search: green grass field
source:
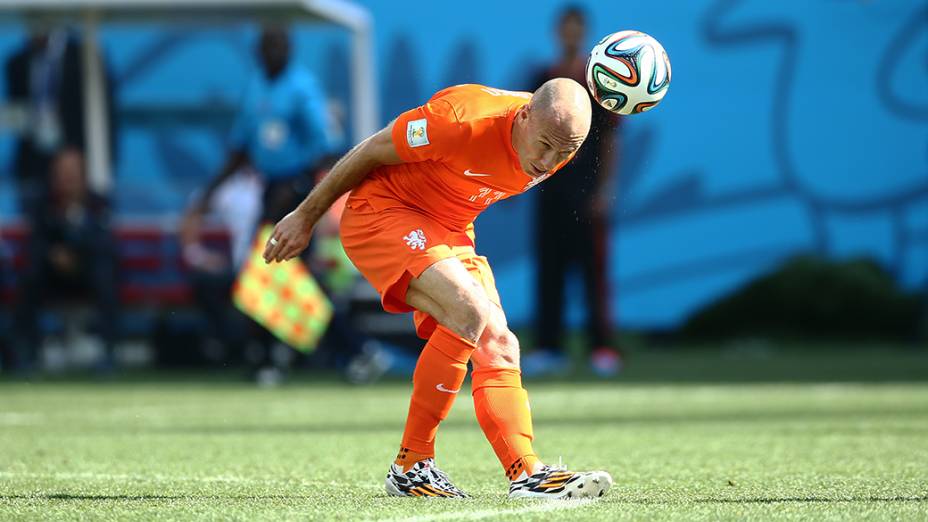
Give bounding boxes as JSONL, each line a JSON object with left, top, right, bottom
{"left": 2, "top": 348, "right": 928, "bottom": 520}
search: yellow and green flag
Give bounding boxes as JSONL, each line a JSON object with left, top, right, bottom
{"left": 232, "top": 225, "right": 332, "bottom": 352}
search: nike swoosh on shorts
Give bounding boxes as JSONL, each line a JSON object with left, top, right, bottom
{"left": 463, "top": 169, "right": 492, "bottom": 177}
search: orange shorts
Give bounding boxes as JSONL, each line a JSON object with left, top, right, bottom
{"left": 339, "top": 198, "right": 501, "bottom": 339}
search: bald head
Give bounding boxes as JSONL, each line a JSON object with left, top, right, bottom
{"left": 511, "top": 78, "right": 592, "bottom": 178}
{"left": 530, "top": 78, "right": 592, "bottom": 144}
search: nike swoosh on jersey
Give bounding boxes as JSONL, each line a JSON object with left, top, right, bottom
{"left": 463, "top": 169, "right": 492, "bottom": 177}
{"left": 435, "top": 383, "right": 461, "bottom": 394}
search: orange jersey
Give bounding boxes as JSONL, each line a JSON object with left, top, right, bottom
{"left": 348, "top": 84, "right": 559, "bottom": 231}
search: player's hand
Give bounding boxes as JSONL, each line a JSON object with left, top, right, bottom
{"left": 263, "top": 209, "right": 315, "bottom": 263}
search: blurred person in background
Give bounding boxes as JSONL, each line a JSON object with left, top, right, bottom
{"left": 181, "top": 162, "right": 393, "bottom": 385}
{"left": 309, "top": 163, "right": 403, "bottom": 385}
{"left": 12, "top": 148, "right": 119, "bottom": 373}
{"left": 190, "top": 24, "right": 334, "bottom": 226}
{"left": 4, "top": 27, "right": 116, "bottom": 214}
{"left": 183, "top": 25, "right": 394, "bottom": 385}
{"left": 921, "top": 286, "right": 928, "bottom": 343}
{"left": 524, "top": 5, "right": 623, "bottom": 378}
{"left": 186, "top": 24, "right": 332, "bottom": 383}
{"left": 179, "top": 167, "right": 263, "bottom": 371}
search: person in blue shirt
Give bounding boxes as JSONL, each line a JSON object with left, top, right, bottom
{"left": 193, "top": 25, "right": 333, "bottom": 222}
{"left": 184, "top": 25, "right": 336, "bottom": 383}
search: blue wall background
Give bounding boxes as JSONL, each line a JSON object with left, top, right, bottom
{"left": 1, "top": 0, "right": 926, "bottom": 330}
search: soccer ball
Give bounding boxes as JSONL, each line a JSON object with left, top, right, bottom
{"left": 586, "top": 30, "right": 671, "bottom": 115}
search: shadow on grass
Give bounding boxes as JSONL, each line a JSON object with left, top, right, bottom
{"left": 147, "top": 405, "right": 928, "bottom": 436}
{"left": 0, "top": 346, "right": 926, "bottom": 386}
{"left": 4, "top": 493, "right": 926, "bottom": 504}
{"left": 631, "top": 495, "right": 928, "bottom": 504}
{"left": 1, "top": 493, "right": 313, "bottom": 501}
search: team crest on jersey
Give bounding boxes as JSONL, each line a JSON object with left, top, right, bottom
{"left": 403, "top": 229, "right": 427, "bottom": 250}
{"left": 406, "top": 119, "right": 429, "bottom": 148}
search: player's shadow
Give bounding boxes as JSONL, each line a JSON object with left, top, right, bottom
{"left": 626, "top": 495, "right": 928, "bottom": 505}
{"left": 0, "top": 493, "right": 314, "bottom": 501}
{"left": 3, "top": 493, "right": 925, "bottom": 504}
{"left": 149, "top": 404, "right": 928, "bottom": 436}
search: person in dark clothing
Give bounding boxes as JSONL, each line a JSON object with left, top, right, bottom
{"left": 180, "top": 163, "right": 391, "bottom": 385}
{"left": 12, "top": 148, "right": 120, "bottom": 372}
{"left": 524, "top": 5, "right": 623, "bottom": 377}
{"left": 184, "top": 26, "right": 351, "bottom": 385}
{"left": 4, "top": 28, "right": 116, "bottom": 213}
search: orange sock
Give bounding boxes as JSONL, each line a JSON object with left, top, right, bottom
{"left": 472, "top": 367, "right": 541, "bottom": 480}
{"left": 395, "top": 325, "right": 475, "bottom": 471}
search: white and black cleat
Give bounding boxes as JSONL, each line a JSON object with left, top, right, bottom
{"left": 508, "top": 465, "right": 612, "bottom": 500}
{"left": 385, "top": 457, "right": 468, "bottom": 498}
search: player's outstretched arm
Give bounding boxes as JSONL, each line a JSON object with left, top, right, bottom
{"left": 263, "top": 122, "right": 402, "bottom": 263}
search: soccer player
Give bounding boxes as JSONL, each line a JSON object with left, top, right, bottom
{"left": 263, "top": 79, "right": 613, "bottom": 499}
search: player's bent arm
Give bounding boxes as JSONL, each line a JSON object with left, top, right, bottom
{"left": 294, "top": 122, "right": 401, "bottom": 224}
{"left": 263, "top": 122, "right": 402, "bottom": 263}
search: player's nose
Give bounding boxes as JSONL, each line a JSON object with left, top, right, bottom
{"left": 540, "top": 149, "right": 558, "bottom": 170}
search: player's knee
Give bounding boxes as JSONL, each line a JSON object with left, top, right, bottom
{"left": 445, "top": 294, "right": 491, "bottom": 342}
{"left": 473, "top": 327, "right": 520, "bottom": 369}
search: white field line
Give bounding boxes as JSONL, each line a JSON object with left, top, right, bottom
{"left": 0, "top": 412, "right": 43, "bottom": 426}
{"left": 374, "top": 498, "right": 595, "bottom": 522}
{"left": 4, "top": 470, "right": 600, "bottom": 519}
{"left": 0, "top": 400, "right": 325, "bottom": 424}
